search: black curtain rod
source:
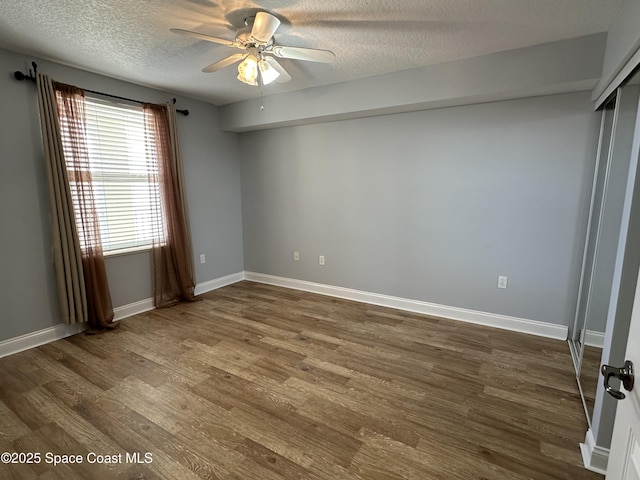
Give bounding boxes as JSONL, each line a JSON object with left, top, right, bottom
{"left": 14, "top": 62, "right": 189, "bottom": 116}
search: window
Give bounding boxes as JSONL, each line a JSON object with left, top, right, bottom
{"left": 57, "top": 95, "right": 164, "bottom": 254}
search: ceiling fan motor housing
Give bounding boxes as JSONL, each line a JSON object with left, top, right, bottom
{"left": 236, "top": 30, "right": 274, "bottom": 48}
{"left": 170, "top": 10, "right": 335, "bottom": 83}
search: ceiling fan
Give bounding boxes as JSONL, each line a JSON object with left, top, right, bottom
{"left": 171, "top": 11, "right": 336, "bottom": 86}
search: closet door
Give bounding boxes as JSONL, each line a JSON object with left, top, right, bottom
{"left": 573, "top": 99, "right": 615, "bottom": 421}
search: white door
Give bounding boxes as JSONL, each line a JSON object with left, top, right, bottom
{"left": 606, "top": 264, "right": 640, "bottom": 479}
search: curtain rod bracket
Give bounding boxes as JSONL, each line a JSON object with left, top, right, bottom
{"left": 14, "top": 70, "right": 36, "bottom": 83}
{"left": 172, "top": 97, "right": 189, "bottom": 116}
{"left": 14, "top": 61, "right": 37, "bottom": 82}
{"left": 14, "top": 61, "right": 189, "bottom": 116}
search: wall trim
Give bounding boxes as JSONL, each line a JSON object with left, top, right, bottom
{"left": 580, "top": 428, "right": 609, "bottom": 475}
{"left": 243, "top": 272, "right": 569, "bottom": 340}
{"left": 0, "top": 272, "right": 245, "bottom": 358}
{"left": 584, "top": 329, "right": 606, "bottom": 349}
{"left": 0, "top": 323, "right": 87, "bottom": 359}
{"left": 194, "top": 271, "right": 245, "bottom": 296}
{"left": 113, "top": 298, "right": 154, "bottom": 321}
{"left": 2, "top": 271, "right": 568, "bottom": 355}
{"left": 0, "top": 300, "right": 155, "bottom": 359}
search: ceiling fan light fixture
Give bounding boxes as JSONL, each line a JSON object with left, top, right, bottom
{"left": 171, "top": 10, "right": 335, "bottom": 87}
{"left": 237, "top": 55, "right": 258, "bottom": 86}
{"left": 258, "top": 58, "right": 280, "bottom": 85}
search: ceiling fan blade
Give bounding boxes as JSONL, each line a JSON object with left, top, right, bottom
{"left": 263, "top": 57, "right": 291, "bottom": 83}
{"left": 250, "top": 12, "right": 281, "bottom": 43}
{"left": 271, "top": 46, "right": 335, "bottom": 63}
{"left": 170, "top": 28, "right": 239, "bottom": 48}
{"left": 202, "top": 53, "right": 247, "bottom": 73}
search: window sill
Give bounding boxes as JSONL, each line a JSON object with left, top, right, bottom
{"left": 103, "top": 245, "right": 152, "bottom": 258}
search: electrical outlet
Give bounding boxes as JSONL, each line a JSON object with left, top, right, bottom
{"left": 319, "top": 255, "right": 325, "bottom": 266}
{"left": 293, "top": 251, "right": 299, "bottom": 261}
{"left": 498, "top": 275, "right": 508, "bottom": 289}
{"left": 200, "top": 254, "right": 206, "bottom": 264}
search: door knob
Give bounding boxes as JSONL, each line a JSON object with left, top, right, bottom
{"left": 601, "top": 360, "right": 634, "bottom": 400}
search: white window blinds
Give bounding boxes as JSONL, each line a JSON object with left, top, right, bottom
{"left": 57, "top": 95, "right": 164, "bottom": 254}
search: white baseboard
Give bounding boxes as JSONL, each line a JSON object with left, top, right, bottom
{"left": 0, "top": 323, "right": 87, "bottom": 359}
{"left": 580, "top": 428, "right": 609, "bottom": 475}
{"left": 0, "top": 272, "right": 245, "bottom": 358}
{"left": 1, "top": 271, "right": 568, "bottom": 356}
{"left": 113, "top": 298, "right": 154, "bottom": 321}
{"left": 194, "top": 271, "right": 245, "bottom": 296}
{"left": 114, "top": 270, "right": 245, "bottom": 316}
{"left": 0, "top": 299, "right": 155, "bottom": 358}
{"left": 243, "top": 272, "right": 569, "bottom": 341}
{"left": 584, "top": 329, "right": 605, "bottom": 348}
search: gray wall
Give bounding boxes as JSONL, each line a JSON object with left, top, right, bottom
{"left": 221, "top": 34, "right": 605, "bottom": 133}
{"left": 0, "top": 47, "right": 243, "bottom": 341}
{"left": 240, "top": 91, "right": 600, "bottom": 326}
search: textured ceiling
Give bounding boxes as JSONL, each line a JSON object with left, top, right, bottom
{"left": 0, "top": 0, "right": 623, "bottom": 106}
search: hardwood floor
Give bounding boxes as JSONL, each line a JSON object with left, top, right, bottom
{"left": 0, "top": 281, "right": 602, "bottom": 479}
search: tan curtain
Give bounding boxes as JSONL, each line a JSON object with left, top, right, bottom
{"left": 143, "top": 103, "right": 196, "bottom": 307}
{"left": 36, "top": 74, "right": 87, "bottom": 325}
{"left": 37, "top": 74, "right": 116, "bottom": 330}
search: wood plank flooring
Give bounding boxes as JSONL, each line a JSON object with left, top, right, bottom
{"left": 0, "top": 281, "right": 602, "bottom": 479}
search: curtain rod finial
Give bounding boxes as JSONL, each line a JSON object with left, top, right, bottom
{"left": 14, "top": 70, "right": 35, "bottom": 82}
